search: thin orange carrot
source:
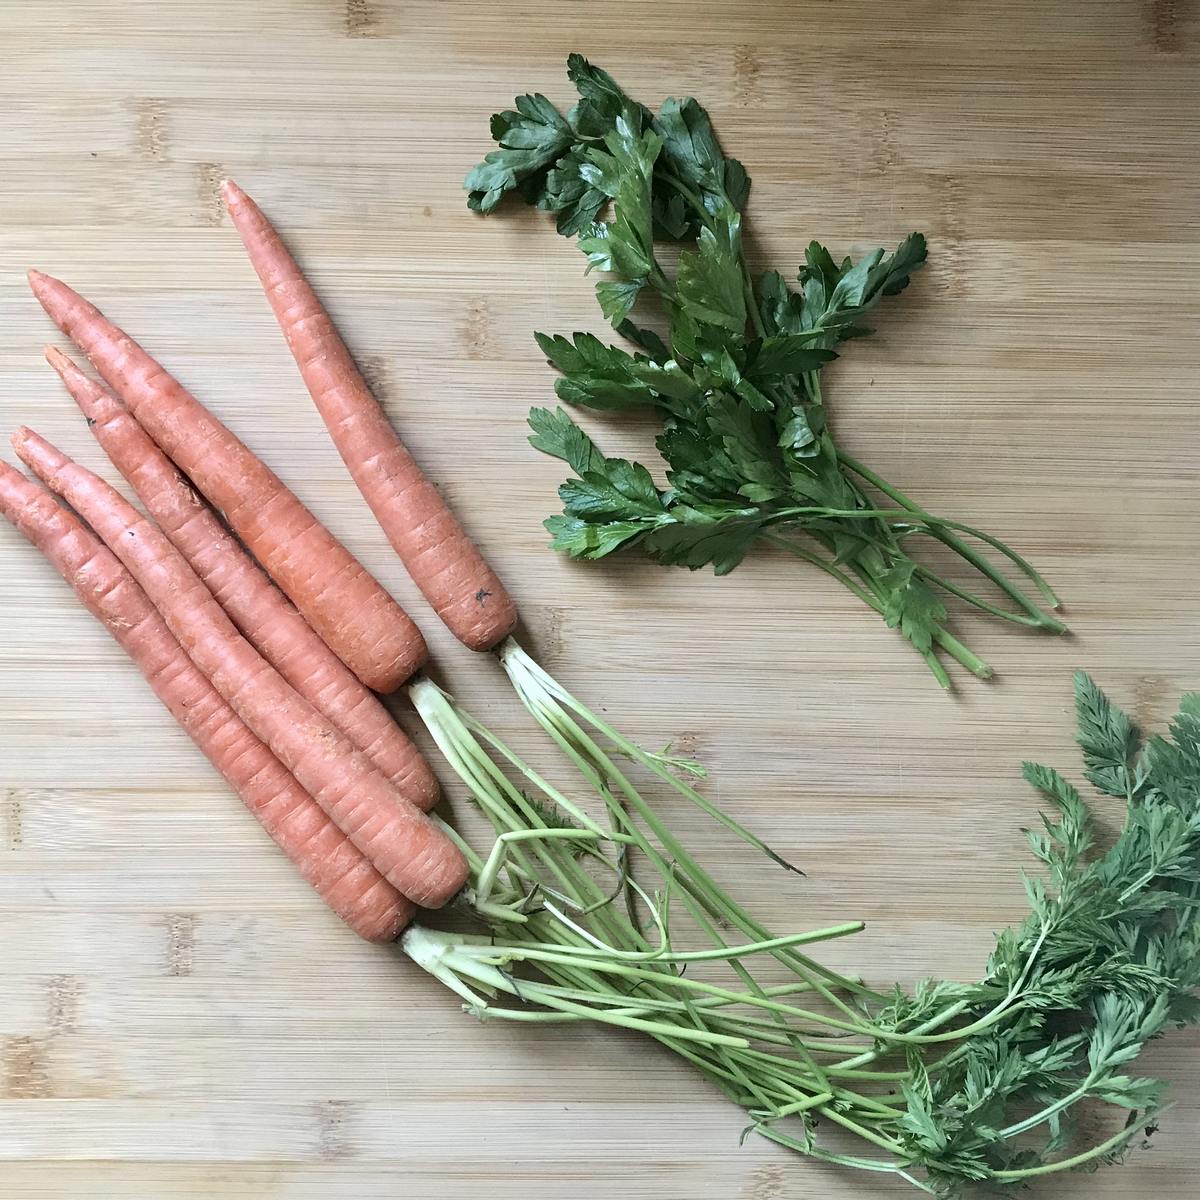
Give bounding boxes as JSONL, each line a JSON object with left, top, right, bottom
{"left": 45, "top": 345, "right": 439, "bottom": 811}
{"left": 0, "top": 458, "right": 413, "bottom": 942}
{"left": 27, "top": 270, "right": 426, "bottom": 694}
{"left": 222, "top": 180, "right": 519, "bottom": 652}
{"left": 12, "top": 428, "right": 467, "bottom": 909}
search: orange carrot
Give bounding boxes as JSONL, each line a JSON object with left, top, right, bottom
{"left": 27, "top": 270, "right": 426, "bottom": 693}
{"left": 222, "top": 180, "right": 519, "bottom": 652}
{"left": 0, "top": 458, "right": 413, "bottom": 942}
{"left": 46, "top": 345, "right": 439, "bottom": 811}
{"left": 12, "top": 428, "right": 467, "bottom": 909}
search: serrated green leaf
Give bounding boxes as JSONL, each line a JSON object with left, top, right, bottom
{"left": 527, "top": 406, "right": 606, "bottom": 476}
{"left": 544, "top": 513, "right": 649, "bottom": 558}
{"left": 465, "top": 93, "right": 574, "bottom": 212}
{"left": 616, "top": 319, "right": 672, "bottom": 363}
{"left": 1075, "top": 672, "right": 1142, "bottom": 798}
{"left": 673, "top": 208, "right": 745, "bottom": 337}
{"left": 746, "top": 334, "right": 838, "bottom": 378}
{"left": 642, "top": 509, "right": 766, "bottom": 575}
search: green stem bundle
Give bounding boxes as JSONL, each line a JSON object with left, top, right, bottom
{"left": 405, "top": 650, "right": 1192, "bottom": 1194}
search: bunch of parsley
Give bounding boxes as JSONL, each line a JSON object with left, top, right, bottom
{"left": 466, "top": 56, "right": 1065, "bottom": 686}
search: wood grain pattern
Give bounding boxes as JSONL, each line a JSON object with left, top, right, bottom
{"left": 1, "top": 2, "right": 1198, "bottom": 1196}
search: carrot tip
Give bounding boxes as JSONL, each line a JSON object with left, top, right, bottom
{"left": 220, "top": 178, "right": 242, "bottom": 205}
{"left": 27, "top": 269, "right": 60, "bottom": 302}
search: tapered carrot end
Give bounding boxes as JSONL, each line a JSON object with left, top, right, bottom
{"left": 44, "top": 344, "right": 72, "bottom": 377}
{"left": 220, "top": 178, "right": 246, "bottom": 209}
{"left": 221, "top": 179, "right": 271, "bottom": 240}
{"left": 11, "top": 427, "right": 66, "bottom": 487}
{"left": 26, "top": 270, "right": 76, "bottom": 323}
{"left": 11, "top": 426, "right": 36, "bottom": 463}
{"left": 44, "top": 345, "right": 116, "bottom": 422}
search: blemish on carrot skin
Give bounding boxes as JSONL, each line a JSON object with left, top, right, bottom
{"left": 475, "top": 588, "right": 491, "bottom": 605}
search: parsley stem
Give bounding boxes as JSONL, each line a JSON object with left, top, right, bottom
{"left": 837, "top": 451, "right": 1064, "bottom": 626}
{"left": 762, "top": 532, "right": 884, "bottom": 611}
{"left": 910, "top": 562, "right": 1058, "bottom": 628}
{"left": 764, "top": 532, "right": 992, "bottom": 681}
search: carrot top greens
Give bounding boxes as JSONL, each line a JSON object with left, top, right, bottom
{"left": 466, "top": 55, "right": 1065, "bottom": 687}
{"left": 409, "top": 662, "right": 1195, "bottom": 1194}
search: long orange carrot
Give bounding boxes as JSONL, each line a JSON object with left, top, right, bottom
{"left": 222, "top": 180, "right": 519, "bottom": 652}
{"left": 27, "top": 270, "right": 425, "bottom": 693}
{"left": 45, "top": 345, "right": 439, "bottom": 811}
{"left": 12, "top": 429, "right": 467, "bottom": 909}
{"left": 0, "top": 458, "right": 413, "bottom": 942}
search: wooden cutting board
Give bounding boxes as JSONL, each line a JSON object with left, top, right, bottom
{"left": 1, "top": 2, "right": 1198, "bottom": 1196}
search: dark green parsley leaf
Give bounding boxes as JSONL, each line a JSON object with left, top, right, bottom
{"left": 544, "top": 513, "right": 650, "bottom": 558}
{"left": 652, "top": 190, "right": 691, "bottom": 240}
{"left": 670, "top": 205, "right": 746, "bottom": 361}
{"left": 705, "top": 395, "right": 788, "bottom": 499}
{"left": 560, "top": 459, "right": 666, "bottom": 521}
{"left": 616, "top": 318, "right": 672, "bottom": 363}
{"left": 796, "top": 233, "right": 929, "bottom": 347}
{"left": 542, "top": 148, "right": 609, "bottom": 236}
{"left": 527, "top": 407, "right": 605, "bottom": 476}
{"left": 878, "top": 561, "right": 948, "bottom": 657}
{"left": 654, "top": 96, "right": 751, "bottom": 216}
{"left": 745, "top": 333, "right": 837, "bottom": 379}
{"left": 575, "top": 121, "right": 663, "bottom": 324}
{"left": 778, "top": 406, "right": 819, "bottom": 457}
{"left": 755, "top": 269, "right": 806, "bottom": 337}
{"left": 674, "top": 207, "right": 745, "bottom": 334}
{"left": 534, "top": 331, "right": 700, "bottom": 413}
{"left": 534, "top": 332, "right": 654, "bottom": 411}
{"left": 594, "top": 279, "right": 645, "bottom": 324}
{"left": 565, "top": 53, "right": 648, "bottom": 131}
{"left": 465, "top": 93, "right": 574, "bottom": 213}
{"left": 642, "top": 507, "right": 766, "bottom": 575}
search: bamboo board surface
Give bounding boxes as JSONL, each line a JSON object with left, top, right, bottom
{"left": 1, "top": 2, "right": 1199, "bottom": 1196}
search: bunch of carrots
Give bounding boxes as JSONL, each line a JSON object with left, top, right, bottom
{"left": 2, "top": 180, "right": 520, "bottom": 939}
{"left": 7, "top": 180, "right": 1195, "bottom": 1194}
